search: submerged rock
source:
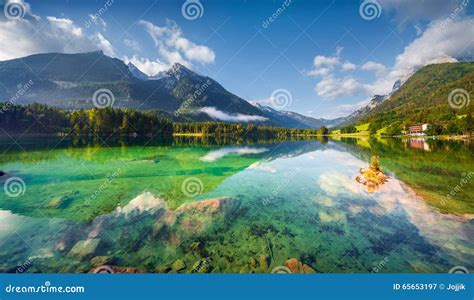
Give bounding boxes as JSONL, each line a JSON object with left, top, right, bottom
{"left": 176, "top": 197, "right": 240, "bottom": 234}
{"left": 112, "top": 267, "right": 144, "bottom": 274}
{"left": 284, "top": 258, "right": 316, "bottom": 274}
{"left": 48, "top": 195, "right": 72, "bottom": 209}
{"left": 155, "top": 265, "right": 171, "bottom": 273}
{"left": 259, "top": 255, "right": 270, "bottom": 272}
{"left": 0, "top": 171, "right": 5, "bottom": 176}
{"left": 248, "top": 256, "right": 258, "bottom": 272}
{"left": 177, "top": 197, "right": 232, "bottom": 214}
{"left": 188, "top": 241, "right": 207, "bottom": 256}
{"left": 191, "top": 258, "right": 211, "bottom": 273}
{"left": 68, "top": 238, "right": 101, "bottom": 259}
{"left": 47, "top": 191, "right": 79, "bottom": 209}
{"left": 356, "top": 156, "right": 389, "bottom": 192}
{"left": 90, "top": 256, "right": 115, "bottom": 267}
{"left": 172, "top": 259, "right": 186, "bottom": 272}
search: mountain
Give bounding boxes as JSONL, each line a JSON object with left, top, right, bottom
{"left": 388, "top": 55, "right": 459, "bottom": 95}
{"left": 0, "top": 51, "right": 263, "bottom": 115}
{"left": 352, "top": 62, "right": 474, "bottom": 128}
{"left": 127, "top": 63, "right": 150, "bottom": 81}
{"left": 337, "top": 95, "right": 388, "bottom": 127}
{"left": 336, "top": 58, "right": 469, "bottom": 129}
{"left": 0, "top": 51, "right": 335, "bottom": 129}
{"left": 255, "top": 104, "right": 343, "bottom": 128}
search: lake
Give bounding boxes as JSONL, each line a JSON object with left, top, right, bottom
{"left": 0, "top": 136, "right": 472, "bottom": 273}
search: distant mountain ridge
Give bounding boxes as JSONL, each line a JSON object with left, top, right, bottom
{"left": 2, "top": 51, "right": 466, "bottom": 131}
{"left": 337, "top": 95, "right": 388, "bottom": 128}
{"left": 254, "top": 103, "right": 343, "bottom": 128}
{"left": 0, "top": 51, "right": 331, "bottom": 129}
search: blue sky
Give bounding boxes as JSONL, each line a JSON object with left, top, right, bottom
{"left": 1, "top": 0, "right": 473, "bottom": 118}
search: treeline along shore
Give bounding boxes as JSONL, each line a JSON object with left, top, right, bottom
{"left": 0, "top": 102, "right": 329, "bottom": 138}
{"left": 2, "top": 102, "right": 471, "bottom": 139}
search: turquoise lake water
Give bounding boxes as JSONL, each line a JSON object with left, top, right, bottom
{"left": 0, "top": 137, "right": 472, "bottom": 273}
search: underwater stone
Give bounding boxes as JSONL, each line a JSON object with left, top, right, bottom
{"left": 114, "top": 267, "right": 144, "bottom": 274}
{"left": 259, "top": 255, "right": 269, "bottom": 272}
{"left": 177, "top": 197, "right": 232, "bottom": 214}
{"left": 284, "top": 258, "right": 316, "bottom": 274}
{"left": 0, "top": 171, "right": 5, "bottom": 176}
{"left": 191, "top": 258, "right": 211, "bottom": 273}
{"left": 189, "top": 241, "right": 205, "bottom": 255}
{"left": 248, "top": 257, "right": 257, "bottom": 271}
{"left": 151, "top": 222, "right": 166, "bottom": 236}
{"left": 90, "top": 256, "right": 114, "bottom": 267}
{"left": 155, "top": 265, "right": 171, "bottom": 273}
{"left": 68, "top": 239, "right": 101, "bottom": 259}
{"left": 172, "top": 259, "right": 186, "bottom": 272}
{"left": 48, "top": 196, "right": 67, "bottom": 209}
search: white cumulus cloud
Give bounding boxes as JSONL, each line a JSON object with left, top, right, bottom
{"left": 313, "top": 55, "right": 340, "bottom": 67}
{"left": 308, "top": 47, "right": 362, "bottom": 97}
{"left": 361, "top": 61, "right": 386, "bottom": 76}
{"left": 123, "top": 55, "right": 169, "bottom": 76}
{"left": 133, "top": 20, "right": 215, "bottom": 76}
{"left": 310, "top": 16, "right": 473, "bottom": 101}
{"left": 0, "top": 4, "right": 116, "bottom": 61}
{"left": 341, "top": 62, "right": 357, "bottom": 71}
{"left": 370, "top": 17, "right": 473, "bottom": 95}
{"left": 315, "top": 76, "right": 369, "bottom": 99}
{"left": 307, "top": 67, "right": 331, "bottom": 77}
{"left": 94, "top": 32, "right": 116, "bottom": 57}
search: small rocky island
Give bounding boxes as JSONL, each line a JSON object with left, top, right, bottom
{"left": 356, "top": 156, "right": 389, "bottom": 192}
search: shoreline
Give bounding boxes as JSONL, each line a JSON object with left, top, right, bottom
{"left": 328, "top": 133, "right": 472, "bottom": 139}
{"left": 1, "top": 132, "right": 471, "bottom": 140}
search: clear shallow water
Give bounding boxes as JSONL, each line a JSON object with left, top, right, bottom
{"left": 0, "top": 137, "right": 472, "bottom": 273}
